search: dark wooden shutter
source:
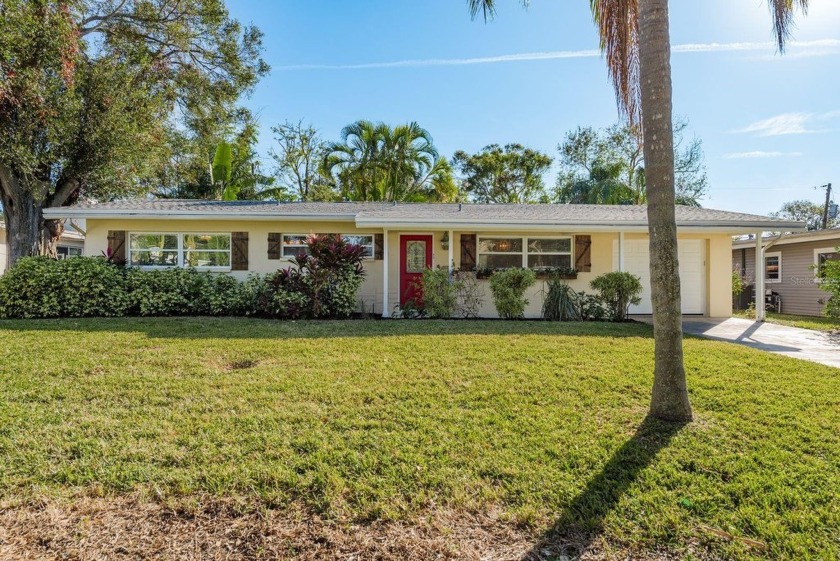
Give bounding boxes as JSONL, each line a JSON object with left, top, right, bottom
{"left": 107, "top": 231, "right": 126, "bottom": 263}
{"left": 574, "top": 235, "right": 592, "bottom": 272}
{"left": 374, "top": 233, "right": 384, "bottom": 260}
{"left": 231, "top": 232, "right": 249, "bottom": 271}
{"left": 267, "top": 233, "right": 282, "bottom": 260}
{"left": 460, "top": 234, "right": 476, "bottom": 271}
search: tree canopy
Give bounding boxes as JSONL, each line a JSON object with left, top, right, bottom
{"left": 321, "top": 120, "right": 457, "bottom": 202}
{"left": 555, "top": 121, "right": 707, "bottom": 206}
{"left": 772, "top": 200, "right": 838, "bottom": 231}
{"left": 453, "top": 143, "right": 552, "bottom": 204}
{"left": 0, "top": 0, "right": 268, "bottom": 264}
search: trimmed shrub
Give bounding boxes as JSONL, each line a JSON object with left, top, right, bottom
{"left": 578, "top": 291, "right": 609, "bottom": 321}
{"left": 125, "top": 267, "right": 213, "bottom": 316}
{"left": 489, "top": 268, "right": 536, "bottom": 319}
{"left": 590, "top": 271, "right": 643, "bottom": 322}
{"left": 0, "top": 257, "right": 128, "bottom": 319}
{"left": 421, "top": 268, "right": 459, "bottom": 318}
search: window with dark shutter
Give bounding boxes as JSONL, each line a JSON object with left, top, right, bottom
{"left": 107, "top": 231, "right": 126, "bottom": 263}
{"left": 460, "top": 234, "right": 476, "bottom": 271}
{"left": 231, "top": 232, "right": 249, "bottom": 271}
{"left": 574, "top": 235, "right": 592, "bottom": 272}
{"left": 268, "top": 233, "right": 282, "bottom": 260}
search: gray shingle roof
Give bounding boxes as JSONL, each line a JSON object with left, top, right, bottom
{"left": 42, "top": 199, "right": 805, "bottom": 231}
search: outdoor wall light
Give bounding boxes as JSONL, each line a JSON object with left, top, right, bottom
{"left": 440, "top": 232, "right": 449, "bottom": 250}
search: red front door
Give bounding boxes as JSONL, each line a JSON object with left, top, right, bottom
{"left": 400, "top": 235, "right": 433, "bottom": 307}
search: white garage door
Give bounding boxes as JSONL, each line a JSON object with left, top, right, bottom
{"left": 612, "top": 239, "right": 706, "bottom": 315}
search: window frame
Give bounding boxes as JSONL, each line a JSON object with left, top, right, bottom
{"left": 281, "top": 233, "right": 375, "bottom": 260}
{"left": 764, "top": 250, "right": 782, "bottom": 284}
{"left": 813, "top": 246, "right": 840, "bottom": 283}
{"left": 477, "top": 235, "right": 574, "bottom": 271}
{"left": 128, "top": 232, "right": 232, "bottom": 271}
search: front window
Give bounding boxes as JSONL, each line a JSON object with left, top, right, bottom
{"left": 56, "top": 246, "right": 83, "bottom": 259}
{"left": 478, "top": 236, "right": 573, "bottom": 270}
{"left": 814, "top": 247, "right": 840, "bottom": 280}
{"left": 527, "top": 238, "right": 572, "bottom": 269}
{"left": 128, "top": 233, "right": 231, "bottom": 269}
{"left": 764, "top": 251, "right": 781, "bottom": 283}
{"left": 283, "top": 234, "right": 374, "bottom": 259}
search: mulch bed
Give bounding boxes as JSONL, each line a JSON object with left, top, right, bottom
{"left": 0, "top": 497, "right": 711, "bottom": 561}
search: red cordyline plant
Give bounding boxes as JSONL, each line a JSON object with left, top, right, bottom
{"left": 266, "top": 234, "right": 367, "bottom": 319}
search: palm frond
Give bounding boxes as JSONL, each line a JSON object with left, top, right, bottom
{"left": 769, "top": 0, "right": 809, "bottom": 51}
{"left": 590, "top": 0, "right": 641, "bottom": 124}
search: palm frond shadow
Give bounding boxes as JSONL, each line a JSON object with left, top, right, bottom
{"left": 525, "top": 416, "right": 688, "bottom": 560}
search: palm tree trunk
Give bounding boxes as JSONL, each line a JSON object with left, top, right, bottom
{"left": 637, "top": 0, "right": 693, "bottom": 421}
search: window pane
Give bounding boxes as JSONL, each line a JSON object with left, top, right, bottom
{"left": 819, "top": 252, "right": 839, "bottom": 265}
{"left": 479, "top": 238, "right": 522, "bottom": 253}
{"left": 130, "top": 234, "right": 177, "bottom": 250}
{"left": 343, "top": 235, "right": 374, "bottom": 257}
{"left": 185, "top": 251, "right": 230, "bottom": 268}
{"left": 283, "top": 235, "right": 310, "bottom": 257}
{"left": 479, "top": 254, "right": 522, "bottom": 269}
{"left": 766, "top": 256, "right": 780, "bottom": 280}
{"left": 528, "top": 238, "right": 571, "bottom": 253}
{"left": 528, "top": 254, "right": 572, "bottom": 269}
{"left": 183, "top": 234, "right": 230, "bottom": 251}
{"left": 130, "top": 250, "right": 179, "bottom": 267}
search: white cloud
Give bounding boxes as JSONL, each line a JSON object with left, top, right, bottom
{"left": 731, "top": 110, "right": 840, "bottom": 137}
{"left": 275, "top": 39, "right": 840, "bottom": 71}
{"left": 724, "top": 151, "right": 803, "bottom": 159}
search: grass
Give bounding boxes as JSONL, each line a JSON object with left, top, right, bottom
{"left": 0, "top": 318, "right": 838, "bottom": 559}
{"left": 733, "top": 311, "right": 840, "bottom": 332}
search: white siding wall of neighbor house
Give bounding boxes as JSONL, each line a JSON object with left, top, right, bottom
{"left": 733, "top": 238, "right": 838, "bottom": 317}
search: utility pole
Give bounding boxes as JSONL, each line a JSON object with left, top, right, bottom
{"left": 819, "top": 183, "right": 832, "bottom": 230}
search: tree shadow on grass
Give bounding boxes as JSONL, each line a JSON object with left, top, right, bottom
{"left": 0, "top": 316, "right": 654, "bottom": 341}
{"left": 524, "top": 416, "right": 688, "bottom": 560}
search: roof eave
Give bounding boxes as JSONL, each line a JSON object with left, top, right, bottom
{"left": 41, "top": 209, "right": 360, "bottom": 222}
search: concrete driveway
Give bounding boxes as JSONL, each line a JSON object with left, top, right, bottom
{"left": 679, "top": 317, "right": 840, "bottom": 369}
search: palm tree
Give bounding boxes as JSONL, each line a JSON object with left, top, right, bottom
{"left": 468, "top": 0, "right": 808, "bottom": 422}
{"left": 322, "top": 120, "right": 456, "bottom": 202}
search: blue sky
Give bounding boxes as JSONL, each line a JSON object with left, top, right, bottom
{"left": 228, "top": 0, "right": 840, "bottom": 215}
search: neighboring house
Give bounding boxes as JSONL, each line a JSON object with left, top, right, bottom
{"left": 732, "top": 229, "right": 840, "bottom": 316}
{"left": 0, "top": 221, "right": 86, "bottom": 274}
{"left": 43, "top": 200, "right": 802, "bottom": 318}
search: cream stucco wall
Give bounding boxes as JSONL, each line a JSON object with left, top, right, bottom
{"left": 84, "top": 219, "right": 733, "bottom": 318}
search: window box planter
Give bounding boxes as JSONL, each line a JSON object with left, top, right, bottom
{"left": 474, "top": 267, "right": 578, "bottom": 280}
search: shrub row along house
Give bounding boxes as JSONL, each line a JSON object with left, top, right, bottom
{"left": 733, "top": 229, "right": 840, "bottom": 317}
{"left": 43, "top": 200, "right": 802, "bottom": 318}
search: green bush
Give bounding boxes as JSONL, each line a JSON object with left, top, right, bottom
{"left": 578, "top": 291, "right": 609, "bottom": 321}
{"left": 542, "top": 277, "right": 581, "bottom": 321}
{"left": 421, "top": 268, "right": 459, "bottom": 318}
{"left": 489, "top": 268, "right": 536, "bottom": 319}
{"left": 0, "top": 257, "right": 128, "bottom": 319}
{"left": 819, "top": 252, "right": 840, "bottom": 318}
{"left": 125, "top": 267, "right": 213, "bottom": 316}
{"left": 590, "top": 271, "right": 643, "bottom": 322}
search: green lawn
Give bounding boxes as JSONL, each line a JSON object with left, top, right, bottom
{"left": 0, "top": 318, "right": 837, "bottom": 559}
{"left": 733, "top": 311, "right": 840, "bottom": 332}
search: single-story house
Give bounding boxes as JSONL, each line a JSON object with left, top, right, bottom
{"left": 732, "top": 229, "right": 840, "bottom": 316}
{"left": 1, "top": 220, "right": 85, "bottom": 274}
{"left": 43, "top": 200, "right": 803, "bottom": 318}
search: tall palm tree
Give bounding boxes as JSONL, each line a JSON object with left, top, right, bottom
{"left": 322, "top": 120, "right": 455, "bottom": 202}
{"left": 469, "top": 0, "right": 808, "bottom": 422}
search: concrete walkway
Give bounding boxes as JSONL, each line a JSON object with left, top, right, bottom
{"left": 679, "top": 317, "right": 840, "bottom": 369}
